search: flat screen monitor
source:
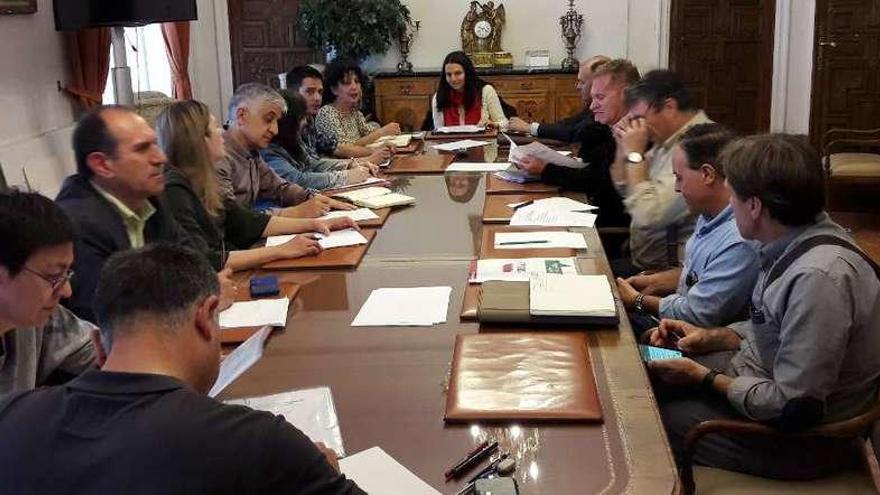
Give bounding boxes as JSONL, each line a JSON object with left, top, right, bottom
{"left": 54, "top": 0, "right": 197, "bottom": 31}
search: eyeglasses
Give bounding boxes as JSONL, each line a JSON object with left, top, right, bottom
{"left": 22, "top": 267, "right": 74, "bottom": 292}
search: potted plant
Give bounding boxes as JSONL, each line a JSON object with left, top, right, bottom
{"left": 298, "top": 0, "right": 411, "bottom": 62}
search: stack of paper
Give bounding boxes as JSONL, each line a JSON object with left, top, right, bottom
{"left": 494, "top": 231, "right": 588, "bottom": 250}
{"left": 208, "top": 326, "right": 272, "bottom": 397}
{"left": 435, "top": 124, "right": 485, "bottom": 133}
{"left": 510, "top": 140, "right": 584, "bottom": 169}
{"left": 494, "top": 168, "right": 539, "bottom": 183}
{"left": 469, "top": 257, "right": 578, "bottom": 283}
{"left": 340, "top": 447, "right": 440, "bottom": 495}
{"left": 329, "top": 177, "right": 389, "bottom": 192}
{"left": 445, "top": 162, "right": 511, "bottom": 172}
{"left": 265, "top": 228, "right": 369, "bottom": 250}
{"left": 510, "top": 208, "right": 597, "bottom": 227}
{"left": 332, "top": 187, "right": 415, "bottom": 208}
{"left": 529, "top": 273, "right": 616, "bottom": 317}
{"left": 318, "top": 208, "right": 380, "bottom": 222}
{"left": 431, "top": 139, "right": 491, "bottom": 152}
{"left": 351, "top": 286, "right": 452, "bottom": 326}
{"left": 226, "top": 387, "right": 346, "bottom": 457}
{"left": 368, "top": 134, "right": 412, "bottom": 148}
{"left": 219, "top": 298, "right": 290, "bottom": 328}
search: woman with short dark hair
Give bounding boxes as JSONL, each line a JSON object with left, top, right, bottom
{"left": 315, "top": 59, "right": 400, "bottom": 147}
{"left": 431, "top": 51, "right": 507, "bottom": 130}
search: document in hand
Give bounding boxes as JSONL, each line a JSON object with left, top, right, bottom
{"left": 226, "top": 387, "right": 346, "bottom": 457}
{"left": 318, "top": 207, "right": 380, "bottom": 222}
{"left": 444, "top": 161, "right": 511, "bottom": 172}
{"left": 340, "top": 447, "right": 441, "bottom": 495}
{"left": 208, "top": 325, "right": 272, "bottom": 397}
{"left": 494, "top": 231, "right": 588, "bottom": 249}
{"left": 219, "top": 298, "right": 290, "bottom": 328}
{"left": 265, "top": 228, "right": 369, "bottom": 250}
{"left": 431, "top": 139, "right": 492, "bottom": 152}
{"left": 529, "top": 273, "right": 616, "bottom": 318}
{"left": 435, "top": 124, "right": 485, "bottom": 133}
{"left": 351, "top": 286, "right": 452, "bottom": 326}
{"left": 509, "top": 140, "right": 584, "bottom": 169}
{"left": 469, "top": 257, "right": 578, "bottom": 283}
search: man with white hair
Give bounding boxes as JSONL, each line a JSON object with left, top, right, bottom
{"left": 218, "top": 83, "right": 351, "bottom": 218}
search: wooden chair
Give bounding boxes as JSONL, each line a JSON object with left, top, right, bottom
{"left": 821, "top": 128, "right": 880, "bottom": 212}
{"left": 679, "top": 399, "right": 880, "bottom": 495}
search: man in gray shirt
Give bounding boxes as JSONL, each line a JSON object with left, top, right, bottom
{"left": 0, "top": 190, "right": 96, "bottom": 400}
{"left": 645, "top": 134, "right": 880, "bottom": 479}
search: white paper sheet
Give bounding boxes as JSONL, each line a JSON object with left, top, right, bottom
{"left": 265, "top": 228, "right": 368, "bottom": 250}
{"left": 435, "top": 124, "right": 485, "bottom": 133}
{"left": 334, "top": 186, "right": 392, "bottom": 202}
{"left": 318, "top": 208, "right": 380, "bottom": 222}
{"left": 340, "top": 447, "right": 441, "bottom": 495}
{"left": 444, "top": 162, "right": 511, "bottom": 172}
{"left": 219, "top": 298, "right": 290, "bottom": 328}
{"left": 356, "top": 193, "right": 415, "bottom": 209}
{"left": 226, "top": 387, "right": 346, "bottom": 457}
{"left": 529, "top": 273, "right": 616, "bottom": 317}
{"left": 367, "top": 134, "right": 412, "bottom": 147}
{"left": 510, "top": 140, "right": 584, "bottom": 169}
{"left": 208, "top": 325, "right": 272, "bottom": 397}
{"left": 351, "top": 286, "right": 452, "bottom": 327}
{"left": 431, "top": 139, "right": 492, "bottom": 152}
{"left": 470, "top": 257, "right": 578, "bottom": 283}
{"left": 494, "top": 231, "right": 588, "bottom": 249}
{"left": 509, "top": 208, "right": 597, "bottom": 227}
{"left": 529, "top": 197, "right": 598, "bottom": 212}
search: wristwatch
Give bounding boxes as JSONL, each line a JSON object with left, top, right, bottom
{"left": 702, "top": 368, "right": 723, "bottom": 392}
{"left": 633, "top": 293, "right": 645, "bottom": 313}
{"left": 626, "top": 151, "right": 645, "bottom": 164}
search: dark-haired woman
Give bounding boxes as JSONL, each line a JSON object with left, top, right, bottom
{"left": 315, "top": 59, "right": 400, "bottom": 148}
{"left": 431, "top": 51, "right": 507, "bottom": 129}
{"left": 261, "top": 90, "right": 373, "bottom": 190}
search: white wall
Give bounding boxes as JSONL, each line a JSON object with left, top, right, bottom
{"left": 0, "top": 0, "right": 77, "bottom": 197}
{"left": 371, "top": 0, "right": 668, "bottom": 72}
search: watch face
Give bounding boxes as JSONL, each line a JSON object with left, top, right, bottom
{"left": 627, "top": 151, "right": 644, "bottom": 164}
{"left": 474, "top": 20, "right": 492, "bottom": 39}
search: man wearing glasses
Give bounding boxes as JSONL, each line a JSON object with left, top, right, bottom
{"left": 0, "top": 191, "right": 97, "bottom": 400}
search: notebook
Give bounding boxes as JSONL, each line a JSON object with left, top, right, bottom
{"left": 355, "top": 193, "right": 415, "bottom": 209}
{"left": 529, "top": 273, "right": 616, "bottom": 318}
{"left": 445, "top": 332, "right": 603, "bottom": 422}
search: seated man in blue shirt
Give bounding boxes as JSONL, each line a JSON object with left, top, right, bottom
{"left": 0, "top": 244, "right": 364, "bottom": 494}
{"left": 616, "top": 123, "right": 759, "bottom": 331}
{"left": 645, "top": 134, "right": 880, "bottom": 480}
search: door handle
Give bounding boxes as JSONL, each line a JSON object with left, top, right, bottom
{"left": 819, "top": 41, "right": 838, "bottom": 48}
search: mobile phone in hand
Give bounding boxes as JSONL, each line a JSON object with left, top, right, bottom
{"left": 639, "top": 344, "right": 683, "bottom": 362}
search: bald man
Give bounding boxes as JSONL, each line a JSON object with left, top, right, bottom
{"left": 507, "top": 54, "right": 610, "bottom": 142}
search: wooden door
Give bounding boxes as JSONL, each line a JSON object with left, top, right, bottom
{"left": 227, "top": 0, "right": 314, "bottom": 87}
{"left": 669, "top": 0, "right": 776, "bottom": 134}
{"left": 810, "top": 0, "right": 880, "bottom": 143}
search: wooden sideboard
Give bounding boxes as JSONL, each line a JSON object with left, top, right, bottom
{"left": 373, "top": 67, "right": 580, "bottom": 131}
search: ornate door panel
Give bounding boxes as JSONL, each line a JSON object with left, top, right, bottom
{"left": 670, "top": 0, "right": 775, "bottom": 134}
{"left": 228, "top": 0, "right": 314, "bottom": 87}
{"left": 810, "top": 0, "right": 880, "bottom": 143}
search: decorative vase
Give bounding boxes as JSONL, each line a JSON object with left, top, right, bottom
{"left": 397, "top": 19, "right": 420, "bottom": 72}
{"left": 559, "top": 0, "right": 583, "bottom": 70}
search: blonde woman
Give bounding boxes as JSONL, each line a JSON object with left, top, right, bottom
{"left": 156, "top": 100, "right": 357, "bottom": 271}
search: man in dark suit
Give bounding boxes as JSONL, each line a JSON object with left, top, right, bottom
{"left": 507, "top": 54, "right": 609, "bottom": 142}
{"left": 55, "top": 105, "right": 195, "bottom": 322}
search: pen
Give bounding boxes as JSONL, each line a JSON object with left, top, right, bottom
{"left": 445, "top": 440, "right": 489, "bottom": 481}
{"left": 497, "top": 240, "right": 549, "bottom": 246}
{"left": 466, "top": 452, "right": 509, "bottom": 483}
{"left": 512, "top": 200, "right": 534, "bottom": 210}
{"left": 445, "top": 441, "right": 499, "bottom": 481}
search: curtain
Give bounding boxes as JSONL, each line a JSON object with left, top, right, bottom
{"left": 63, "top": 28, "right": 112, "bottom": 110}
{"left": 161, "top": 22, "right": 193, "bottom": 100}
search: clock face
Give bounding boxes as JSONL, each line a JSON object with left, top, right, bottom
{"left": 474, "top": 20, "right": 492, "bottom": 39}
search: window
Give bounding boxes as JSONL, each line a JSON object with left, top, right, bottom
{"left": 103, "top": 24, "right": 173, "bottom": 104}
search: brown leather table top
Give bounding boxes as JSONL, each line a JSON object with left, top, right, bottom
{"left": 224, "top": 169, "right": 679, "bottom": 493}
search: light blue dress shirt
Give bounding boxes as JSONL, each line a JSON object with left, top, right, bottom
{"left": 659, "top": 205, "right": 760, "bottom": 326}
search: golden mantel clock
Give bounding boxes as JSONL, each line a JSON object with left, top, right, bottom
{"left": 460, "top": 1, "right": 512, "bottom": 68}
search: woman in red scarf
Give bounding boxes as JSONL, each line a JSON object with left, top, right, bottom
{"left": 431, "top": 51, "right": 508, "bottom": 130}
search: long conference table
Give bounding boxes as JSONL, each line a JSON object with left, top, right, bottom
{"left": 221, "top": 139, "right": 681, "bottom": 494}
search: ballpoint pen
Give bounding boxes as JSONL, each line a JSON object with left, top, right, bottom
{"left": 445, "top": 441, "right": 499, "bottom": 481}
{"left": 511, "top": 200, "right": 534, "bottom": 210}
{"left": 497, "top": 240, "right": 549, "bottom": 246}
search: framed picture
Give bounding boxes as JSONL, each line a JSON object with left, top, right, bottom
{"left": 0, "top": 0, "right": 36, "bottom": 15}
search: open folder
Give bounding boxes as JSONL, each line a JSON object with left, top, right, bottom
{"left": 476, "top": 277, "right": 618, "bottom": 326}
